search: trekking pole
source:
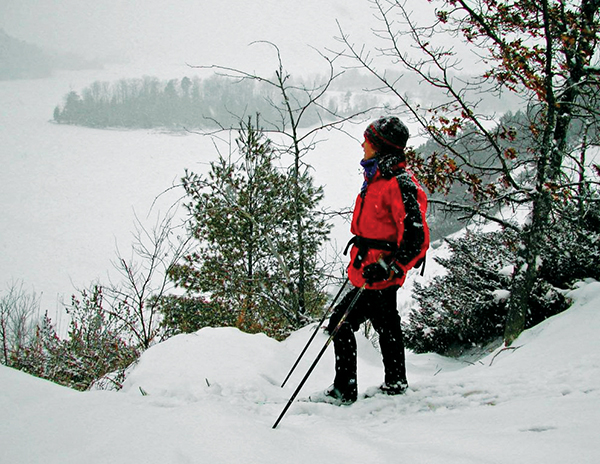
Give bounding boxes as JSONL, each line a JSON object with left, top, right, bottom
{"left": 272, "top": 283, "right": 366, "bottom": 429}
{"left": 280, "top": 277, "right": 349, "bottom": 388}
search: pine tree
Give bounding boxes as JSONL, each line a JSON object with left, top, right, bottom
{"left": 405, "top": 223, "right": 574, "bottom": 356}
{"left": 406, "top": 229, "right": 518, "bottom": 355}
{"left": 169, "top": 116, "right": 330, "bottom": 339}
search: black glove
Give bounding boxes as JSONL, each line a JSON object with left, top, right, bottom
{"left": 362, "top": 259, "right": 404, "bottom": 284}
{"left": 363, "top": 261, "right": 390, "bottom": 284}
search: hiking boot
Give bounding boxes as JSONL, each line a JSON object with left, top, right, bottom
{"left": 379, "top": 380, "right": 408, "bottom": 395}
{"left": 309, "top": 383, "right": 357, "bottom": 405}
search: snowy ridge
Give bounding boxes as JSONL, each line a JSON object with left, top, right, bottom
{"left": 1, "top": 280, "right": 599, "bottom": 463}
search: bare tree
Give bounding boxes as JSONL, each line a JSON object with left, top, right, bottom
{"left": 105, "top": 209, "right": 192, "bottom": 349}
{"left": 0, "top": 281, "right": 40, "bottom": 366}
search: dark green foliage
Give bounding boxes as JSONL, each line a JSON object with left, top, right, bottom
{"left": 539, "top": 201, "right": 600, "bottom": 287}
{"left": 405, "top": 226, "right": 572, "bottom": 356}
{"left": 406, "top": 229, "right": 518, "bottom": 355}
{"left": 156, "top": 294, "right": 234, "bottom": 338}
{"left": 52, "top": 74, "right": 363, "bottom": 130}
{"left": 168, "top": 117, "right": 330, "bottom": 340}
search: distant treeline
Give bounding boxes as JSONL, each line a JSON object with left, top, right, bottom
{"left": 0, "top": 29, "right": 100, "bottom": 80}
{"left": 53, "top": 74, "right": 379, "bottom": 130}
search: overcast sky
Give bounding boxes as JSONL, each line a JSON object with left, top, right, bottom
{"left": 0, "top": 0, "right": 384, "bottom": 73}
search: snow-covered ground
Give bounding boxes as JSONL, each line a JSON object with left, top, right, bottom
{"left": 1, "top": 279, "right": 599, "bottom": 463}
{"left": 2, "top": 65, "right": 599, "bottom": 464}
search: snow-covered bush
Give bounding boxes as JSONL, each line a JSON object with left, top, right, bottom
{"left": 404, "top": 227, "right": 570, "bottom": 356}
{"left": 8, "top": 286, "right": 139, "bottom": 391}
{"left": 539, "top": 202, "right": 600, "bottom": 287}
{"left": 55, "top": 286, "right": 140, "bottom": 390}
{"left": 405, "top": 229, "right": 517, "bottom": 355}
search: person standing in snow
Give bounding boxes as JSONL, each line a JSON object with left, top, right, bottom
{"left": 316, "top": 116, "right": 429, "bottom": 404}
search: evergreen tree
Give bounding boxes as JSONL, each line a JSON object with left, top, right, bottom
{"left": 406, "top": 229, "right": 519, "bottom": 355}
{"left": 169, "top": 116, "right": 330, "bottom": 339}
{"left": 190, "top": 45, "right": 374, "bottom": 323}
{"left": 53, "top": 106, "right": 61, "bottom": 123}
{"left": 406, "top": 227, "right": 569, "bottom": 356}
{"left": 59, "top": 91, "right": 84, "bottom": 124}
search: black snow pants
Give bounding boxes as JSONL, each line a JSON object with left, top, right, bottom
{"left": 326, "top": 285, "right": 407, "bottom": 393}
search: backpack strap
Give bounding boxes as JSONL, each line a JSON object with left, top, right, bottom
{"left": 394, "top": 169, "right": 428, "bottom": 268}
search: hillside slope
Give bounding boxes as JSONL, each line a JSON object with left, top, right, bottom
{"left": 1, "top": 280, "right": 599, "bottom": 463}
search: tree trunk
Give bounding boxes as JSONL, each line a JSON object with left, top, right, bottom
{"left": 293, "top": 143, "right": 307, "bottom": 324}
{"left": 504, "top": 189, "right": 551, "bottom": 345}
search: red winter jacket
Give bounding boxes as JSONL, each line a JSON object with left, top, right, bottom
{"left": 347, "top": 158, "right": 430, "bottom": 290}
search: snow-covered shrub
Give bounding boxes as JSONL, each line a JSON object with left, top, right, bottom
{"left": 55, "top": 286, "right": 139, "bottom": 390}
{"left": 539, "top": 202, "right": 600, "bottom": 287}
{"left": 15, "top": 286, "right": 139, "bottom": 391}
{"left": 405, "top": 229, "right": 518, "bottom": 355}
{"left": 404, "top": 227, "right": 570, "bottom": 356}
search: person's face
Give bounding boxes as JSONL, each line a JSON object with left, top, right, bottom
{"left": 362, "top": 137, "right": 377, "bottom": 160}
